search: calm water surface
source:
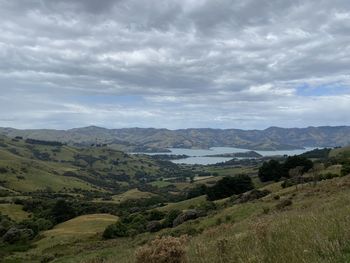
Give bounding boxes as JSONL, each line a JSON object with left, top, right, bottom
{"left": 136, "top": 147, "right": 316, "bottom": 165}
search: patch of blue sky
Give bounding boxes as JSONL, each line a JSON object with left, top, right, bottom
{"left": 296, "top": 83, "right": 349, "bottom": 97}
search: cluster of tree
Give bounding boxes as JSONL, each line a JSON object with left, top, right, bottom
{"left": 0, "top": 213, "right": 52, "bottom": 245}
{"left": 206, "top": 175, "right": 254, "bottom": 201}
{"left": 258, "top": 156, "right": 313, "bottom": 182}
{"left": 187, "top": 175, "right": 254, "bottom": 201}
{"left": 341, "top": 163, "right": 350, "bottom": 177}
{"left": 299, "top": 148, "right": 332, "bottom": 159}
{"left": 213, "top": 158, "right": 262, "bottom": 167}
{"left": 150, "top": 154, "right": 189, "bottom": 161}
{"left": 103, "top": 210, "right": 167, "bottom": 238}
{"left": 25, "top": 138, "right": 64, "bottom": 146}
{"left": 281, "top": 172, "right": 341, "bottom": 188}
{"left": 103, "top": 200, "right": 216, "bottom": 239}
{"left": 31, "top": 149, "right": 51, "bottom": 161}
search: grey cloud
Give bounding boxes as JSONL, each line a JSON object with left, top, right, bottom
{"left": 0, "top": 0, "right": 350, "bottom": 129}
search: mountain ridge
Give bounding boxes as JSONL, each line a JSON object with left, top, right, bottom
{"left": 1, "top": 125, "right": 350, "bottom": 151}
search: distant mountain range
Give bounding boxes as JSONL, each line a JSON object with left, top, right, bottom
{"left": 0, "top": 126, "right": 350, "bottom": 152}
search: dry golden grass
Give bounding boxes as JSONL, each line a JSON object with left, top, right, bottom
{"left": 135, "top": 235, "right": 189, "bottom": 263}
{"left": 186, "top": 176, "right": 350, "bottom": 263}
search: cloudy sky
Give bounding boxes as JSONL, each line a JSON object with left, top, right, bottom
{"left": 1, "top": 0, "right": 350, "bottom": 130}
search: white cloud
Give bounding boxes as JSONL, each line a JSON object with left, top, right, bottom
{"left": 0, "top": 0, "right": 350, "bottom": 129}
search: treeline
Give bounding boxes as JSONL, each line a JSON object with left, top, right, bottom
{"left": 187, "top": 175, "right": 254, "bottom": 201}
{"left": 258, "top": 156, "right": 313, "bottom": 182}
{"left": 299, "top": 148, "right": 332, "bottom": 159}
{"left": 25, "top": 138, "right": 64, "bottom": 146}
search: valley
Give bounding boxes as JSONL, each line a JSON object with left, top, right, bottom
{"left": 0, "top": 130, "right": 349, "bottom": 262}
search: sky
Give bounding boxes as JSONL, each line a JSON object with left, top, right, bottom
{"left": 1, "top": 0, "right": 350, "bottom": 130}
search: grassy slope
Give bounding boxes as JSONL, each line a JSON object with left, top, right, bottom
{"left": 93, "top": 189, "right": 156, "bottom": 204}
{"left": 6, "top": 214, "right": 118, "bottom": 263}
{"left": 7, "top": 175, "right": 350, "bottom": 263}
{"left": 0, "top": 204, "right": 31, "bottom": 221}
{"left": 0, "top": 136, "right": 162, "bottom": 193}
{"left": 329, "top": 146, "right": 350, "bottom": 159}
{"left": 158, "top": 195, "right": 207, "bottom": 212}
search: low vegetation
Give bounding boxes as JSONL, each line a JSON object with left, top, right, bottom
{"left": 1, "top": 132, "right": 350, "bottom": 263}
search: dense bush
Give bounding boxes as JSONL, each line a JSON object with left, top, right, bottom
{"left": 25, "top": 138, "right": 63, "bottom": 146}
{"left": 276, "top": 199, "right": 293, "bottom": 210}
{"left": 2, "top": 227, "right": 34, "bottom": 244}
{"left": 18, "top": 218, "right": 53, "bottom": 235}
{"left": 206, "top": 175, "right": 254, "bottom": 201}
{"left": 186, "top": 185, "right": 207, "bottom": 199}
{"left": 300, "top": 148, "right": 332, "bottom": 159}
{"left": 50, "top": 199, "right": 76, "bottom": 224}
{"left": 259, "top": 156, "right": 314, "bottom": 182}
{"left": 103, "top": 221, "right": 128, "bottom": 239}
{"left": 341, "top": 163, "right": 350, "bottom": 177}
{"left": 0, "top": 167, "right": 8, "bottom": 174}
{"left": 145, "top": 210, "right": 165, "bottom": 221}
{"left": 284, "top": 156, "right": 313, "bottom": 174}
{"left": 163, "top": 210, "right": 182, "bottom": 228}
{"left": 258, "top": 160, "right": 284, "bottom": 182}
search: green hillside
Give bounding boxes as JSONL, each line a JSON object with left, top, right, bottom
{"left": 0, "top": 135, "right": 179, "bottom": 193}
{"left": 1, "top": 141, "right": 350, "bottom": 263}
{"left": 329, "top": 146, "right": 350, "bottom": 160}
{"left": 4, "top": 174, "right": 350, "bottom": 263}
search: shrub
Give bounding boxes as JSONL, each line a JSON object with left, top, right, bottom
{"left": 173, "top": 210, "right": 198, "bottom": 227}
{"left": 2, "top": 227, "right": 34, "bottom": 244}
{"left": 146, "top": 210, "right": 165, "bottom": 221}
{"left": 146, "top": 221, "right": 162, "bottom": 232}
{"left": 276, "top": 199, "right": 293, "bottom": 210}
{"left": 259, "top": 156, "right": 313, "bottom": 182}
{"left": 103, "top": 221, "right": 128, "bottom": 239}
{"left": 128, "top": 214, "right": 147, "bottom": 233}
{"left": 206, "top": 175, "right": 254, "bottom": 201}
{"left": 135, "top": 235, "right": 188, "bottom": 263}
{"left": 195, "top": 201, "right": 216, "bottom": 213}
{"left": 319, "top": 172, "right": 339, "bottom": 180}
{"left": 284, "top": 156, "right": 313, "bottom": 174}
{"left": 225, "top": 215, "right": 232, "bottom": 222}
{"left": 163, "top": 210, "right": 182, "bottom": 228}
{"left": 0, "top": 167, "right": 8, "bottom": 174}
{"left": 341, "top": 163, "right": 350, "bottom": 177}
{"left": 273, "top": 195, "right": 280, "bottom": 200}
{"left": 258, "top": 160, "right": 284, "bottom": 182}
{"left": 50, "top": 199, "right": 76, "bottom": 224}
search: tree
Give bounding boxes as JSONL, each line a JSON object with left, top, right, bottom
{"left": 206, "top": 175, "right": 254, "bottom": 201}
{"left": 341, "top": 163, "right": 350, "bottom": 177}
{"left": 163, "top": 210, "right": 182, "bottom": 228}
{"left": 258, "top": 160, "right": 284, "bottom": 182}
{"left": 258, "top": 156, "right": 314, "bottom": 183}
{"left": 50, "top": 199, "right": 76, "bottom": 224}
{"left": 103, "top": 221, "right": 128, "bottom": 239}
{"left": 284, "top": 156, "right": 313, "bottom": 174}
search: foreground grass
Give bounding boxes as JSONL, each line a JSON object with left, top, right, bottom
{"left": 6, "top": 176, "right": 350, "bottom": 263}
{"left": 187, "top": 177, "right": 350, "bottom": 263}
{"left": 4, "top": 214, "right": 118, "bottom": 263}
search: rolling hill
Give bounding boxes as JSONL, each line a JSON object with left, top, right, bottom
{"left": 0, "top": 135, "right": 177, "bottom": 193}
{"left": 1, "top": 125, "right": 350, "bottom": 152}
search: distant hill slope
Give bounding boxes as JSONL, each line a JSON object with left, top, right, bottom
{"left": 1, "top": 125, "right": 350, "bottom": 151}
{"left": 0, "top": 135, "right": 174, "bottom": 193}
